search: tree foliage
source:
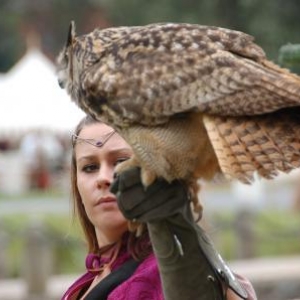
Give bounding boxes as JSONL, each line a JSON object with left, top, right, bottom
{"left": 0, "top": 0, "right": 299, "bottom": 72}
{"left": 278, "top": 44, "right": 300, "bottom": 74}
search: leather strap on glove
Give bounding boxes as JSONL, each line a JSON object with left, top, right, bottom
{"left": 111, "top": 167, "right": 248, "bottom": 300}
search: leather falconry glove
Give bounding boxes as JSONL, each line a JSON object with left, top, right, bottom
{"left": 111, "top": 167, "right": 248, "bottom": 300}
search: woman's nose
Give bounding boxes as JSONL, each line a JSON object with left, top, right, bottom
{"left": 96, "top": 164, "right": 114, "bottom": 188}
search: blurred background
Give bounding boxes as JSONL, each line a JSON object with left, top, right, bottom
{"left": 0, "top": 0, "right": 300, "bottom": 299}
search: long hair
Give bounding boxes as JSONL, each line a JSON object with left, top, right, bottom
{"left": 70, "top": 115, "right": 152, "bottom": 260}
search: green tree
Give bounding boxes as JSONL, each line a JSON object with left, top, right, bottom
{"left": 0, "top": 0, "right": 300, "bottom": 72}
{"left": 278, "top": 44, "right": 300, "bottom": 74}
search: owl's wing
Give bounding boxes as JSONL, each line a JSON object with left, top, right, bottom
{"left": 80, "top": 24, "right": 300, "bottom": 125}
{"left": 203, "top": 107, "right": 300, "bottom": 183}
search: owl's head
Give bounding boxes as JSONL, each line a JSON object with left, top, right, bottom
{"left": 56, "top": 21, "right": 78, "bottom": 99}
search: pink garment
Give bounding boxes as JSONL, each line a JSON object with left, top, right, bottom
{"left": 233, "top": 273, "right": 257, "bottom": 300}
{"left": 108, "top": 253, "right": 163, "bottom": 300}
{"left": 62, "top": 249, "right": 256, "bottom": 300}
{"left": 61, "top": 251, "right": 163, "bottom": 300}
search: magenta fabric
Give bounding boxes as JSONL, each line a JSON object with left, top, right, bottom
{"left": 108, "top": 253, "right": 163, "bottom": 300}
{"left": 234, "top": 273, "right": 257, "bottom": 300}
{"left": 61, "top": 249, "right": 256, "bottom": 300}
{"left": 61, "top": 250, "right": 163, "bottom": 300}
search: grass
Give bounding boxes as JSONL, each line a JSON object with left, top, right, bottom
{"left": 254, "top": 211, "right": 300, "bottom": 256}
{"left": 210, "top": 210, "right": 300, "bottom": 260}
{"left": 1, "top": 204, "right": 300, "bottom": 278}
{"left": 0, "top": 188, "right": 68, "bottom": 201}
{"left": 0, "top": 213, "right": 86, "bottom": 277}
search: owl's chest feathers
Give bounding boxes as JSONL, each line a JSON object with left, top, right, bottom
{"left": 119, "top": 112, "right": 220, "bottom": 182}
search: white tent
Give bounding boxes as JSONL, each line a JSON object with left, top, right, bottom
{"left": 0, "top": 47, "right": 85, "bottom": 136}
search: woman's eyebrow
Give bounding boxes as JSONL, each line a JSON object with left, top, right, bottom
{"left": 109, "top": 148, "right": 132, "bottom": 155}
{"left": 77, "top": 155, "right": 96, "bottom": 163}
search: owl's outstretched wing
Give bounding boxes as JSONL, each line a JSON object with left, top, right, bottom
{"left": 79, "top": 23, "right": 300, "bottom": 126}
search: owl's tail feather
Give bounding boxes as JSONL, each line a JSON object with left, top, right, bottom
{"left": 203, "top": 116, "right": 255, "bottom": 183}
{"left": 203, "top": 108, "right": 300, "bottom": 183}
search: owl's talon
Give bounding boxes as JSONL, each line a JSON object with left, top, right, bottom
{"left": 141, "top": 169, "right": 157, "bottom": 187}
{"left": 115, "top": 156, "right": 140, "bottom": 175}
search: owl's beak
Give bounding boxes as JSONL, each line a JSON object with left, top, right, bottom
{"left": 58, "top": 79, "right": 65, "bottom": 89}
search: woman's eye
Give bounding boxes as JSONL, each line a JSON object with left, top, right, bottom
{"left": 82, "top": 164, "right": 99, "bottom": 173}
{"left": 115, "top": 157, "right": 129, "bottom": 166}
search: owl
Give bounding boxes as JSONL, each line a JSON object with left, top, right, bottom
{"left": 57, "top": 21, "right": 300, "bottom": 212}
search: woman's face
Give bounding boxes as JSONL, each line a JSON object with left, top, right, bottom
{"left": 75, "top": 122, "right": 132, "bottom": 246}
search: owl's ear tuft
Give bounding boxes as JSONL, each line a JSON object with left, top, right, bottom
{"left": 66, "top": 20, "right": 76, "bottom": 48}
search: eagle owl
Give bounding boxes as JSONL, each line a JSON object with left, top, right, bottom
{"left": 57, "top": 21, "right": 300, "bottom": 211}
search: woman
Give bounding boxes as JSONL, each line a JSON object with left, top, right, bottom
{"left": 62, "top": 115, "right": 257, "bottom": 300}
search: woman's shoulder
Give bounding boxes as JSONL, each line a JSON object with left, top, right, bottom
{"left": 108, "top": 253, "right": 163, "bottom": 300}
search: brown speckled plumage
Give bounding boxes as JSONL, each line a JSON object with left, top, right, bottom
{"left": 57, "top": 22, "right": 300, "bottom": 209}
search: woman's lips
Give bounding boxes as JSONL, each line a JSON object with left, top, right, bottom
{"left": 95, "top": 196, "right": 116, "bottom": 206}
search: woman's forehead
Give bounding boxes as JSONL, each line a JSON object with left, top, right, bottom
{"left": 77, "top": 123, "right": 130, "bottom": 149}
{"left": 79, "top": 123, "right": 113, "bottom": 137}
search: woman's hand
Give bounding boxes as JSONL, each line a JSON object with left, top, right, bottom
{"left": 111, "top": 167, "right": 189, "bottom": 222}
